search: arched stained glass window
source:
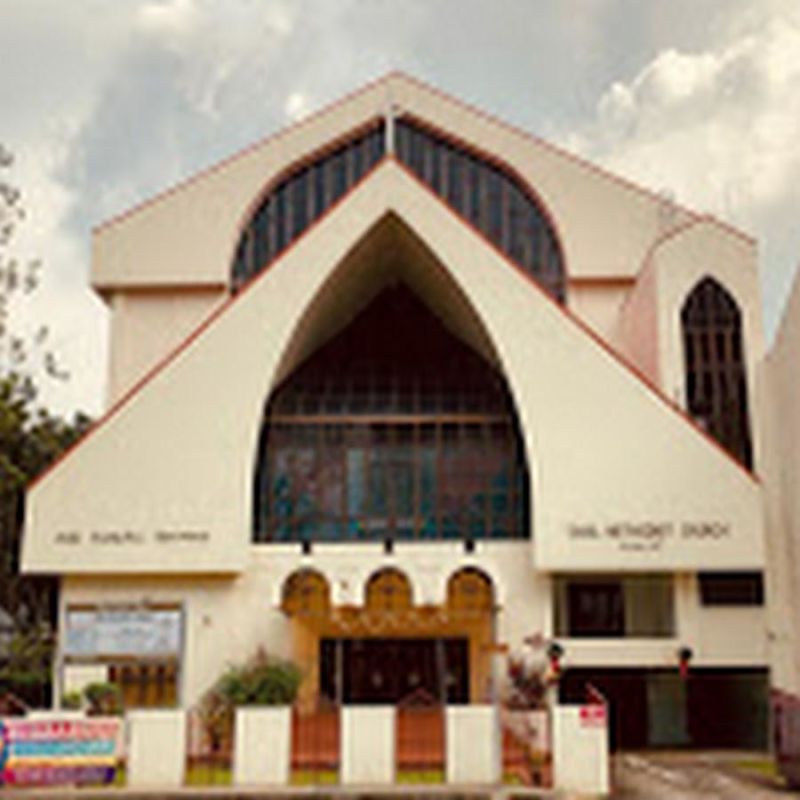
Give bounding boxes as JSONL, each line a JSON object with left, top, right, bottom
{"left": 232, "top": 121, "right": 386, "bottom": 288}
{"left": 681, "top": 277, "right": 752, "bottom": 468}
{"left": 252, "top": 286, "right": 530, "bottom": 544}
{"left": 395, "top": 117, "right": 566, "bottom": 303}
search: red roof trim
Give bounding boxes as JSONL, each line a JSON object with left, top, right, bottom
{"left": 92, "top": 73, "right": 391, "bottom": 234}
{"left": 93, "top": 71, "right": 755, "bottom": 249}
{"left": 397, "top": 72, "right": 755, "bottom": 246}
{"left": 34, "top": 157, "right": 758, "bottom": 492}
{"left": 388, "top": 155, "right": 759, "bottom": 485}
{"left": 28, "top": 158, "right": 387, "bottom": 492}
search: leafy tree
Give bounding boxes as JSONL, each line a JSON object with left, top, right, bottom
{"left": 0, "top": 144, "right": 91, "bottom": 705}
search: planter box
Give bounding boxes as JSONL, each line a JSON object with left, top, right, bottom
{"left": 127, "top": 709, "right": 186, "bottom": 787}
{"left": 446, "top": 705, "right": 501, "bottom": 784}
{"left": 341, "top": 706, "right": 395, "bottom": 784}
{"left": 233, "top": 706, "right": 291, "bottom": 786}
{"left": 552, "top": 704, "right": 609, "bottom": 795}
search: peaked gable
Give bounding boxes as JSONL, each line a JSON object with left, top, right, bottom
{"left": 25, "top": 161, "right": 762, "bottom": 575}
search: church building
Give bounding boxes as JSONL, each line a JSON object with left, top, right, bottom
{"left": 22, "top": 74, "right": 769, "bottom": 749}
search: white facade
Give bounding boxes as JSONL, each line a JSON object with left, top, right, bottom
{"left": 22, "top": 73, "right": 770, "bottom": 749}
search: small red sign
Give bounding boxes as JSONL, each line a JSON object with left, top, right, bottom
{"left": 579, "top": 705, "right": 607, "bottom": 727}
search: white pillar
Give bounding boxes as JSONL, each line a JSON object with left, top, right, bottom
{"left": 233, "top": 706, "right": 291, "bottom": 786}
{"left": 552, "top": 705, "right": 610, "bottom": 795}
{"left": 126, "top": 710, "right": 186, "bottom": 787}
{"left": 341, "top": 706, "right": 395, "bottom": 784}
{"left": 446, "top": 705, "right": 501, "bottom": 784}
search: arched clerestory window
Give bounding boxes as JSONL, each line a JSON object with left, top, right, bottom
{"left": 681, "top": 277, "right": 753, "bottom": 468}
{"left": 232, "top": 121, "right": 386, "bottom": 288}
{"left": 252, "top": 285, "right": 530, "bottom": 544}
{"left": 231, "top": 117, "right": 565, "bottom": 302}
{"left": 395, "top": 117, "right": 566, "bottom": 303}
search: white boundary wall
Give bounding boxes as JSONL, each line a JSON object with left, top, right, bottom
{"left": 341, "top": 706, "right": 395, "bottom": 784}
{"left": 553, "top": 704, "right": 610, "bottom": 795}
{"left": 233, "top": 706, "right": 291, "bottom": 786}
{"left": 446, "top": 705, "right": 501, "bottom": 784}
{"left": 127, "top": 709, "right": 186, "bottom": 787}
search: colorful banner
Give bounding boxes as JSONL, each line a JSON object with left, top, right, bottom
{"left": 0, "top": 717, "right": 121, "bottom": 786}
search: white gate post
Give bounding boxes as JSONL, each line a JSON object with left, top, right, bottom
{"left": 233, "top": 706, "right": 292, "bottom": 786}
{"left": 446, "top": 705, "right": 501, "bottom": 784}
{"left": 341, "top": 706, "right": 395, "bottom": 784}
{"left": 127, "top": 709, "right": 186, "bottom": 787}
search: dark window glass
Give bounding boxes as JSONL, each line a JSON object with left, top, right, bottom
{"left": 447, "top": 149, "right": 464, "bottom": 211}
{"left": 290, "top": 169, "right": 308, "bottom": 238}
{"left": 555, "top": 575, "right": 674, "bottom": 638}
{"left": 274, "top": 184, "right": 287, "bottom": 252}
{"left": 231, "top": 122, "right": 385, "bottom": 288}
{"left": 566, "top": 582, "right": 624, "bottom": 637}
{"left": 253, "top": 286, "right": 529, "bottom": 544}
{"left": 395, "top": 117, "right": 565, "bottom": 303}
{"left": 682, "top": 278, "right": 753, "bottom": 467}
{"left": 699, "top": 572, "right": 764, "bottom": 605}
{"left": 330, "top": 148, "right": 347, "bottom": 200}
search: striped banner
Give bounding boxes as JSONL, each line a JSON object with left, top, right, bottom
{"left": 0, "top": 717, "right": 121, "bottom": 786}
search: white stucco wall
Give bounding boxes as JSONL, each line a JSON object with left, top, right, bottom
{"left": 107, "top": 287, "right": 225, "bottom": 405}
{"left": 762, "top": 268, "right": 800, "bottom": 694}
{"left": 90, "top": 72, "right": 743, "bottom": 393}
{"left": 59, "top": 547, "right": 767, "bottom": 708}
{"left": 341, "top": 706, "right": 395, "bottom": 784}
{"left": 24, "top": 163, "right": 765, "bottom": 578}
{"left": 90, "top": 74, "right": 760, "bottom": 436}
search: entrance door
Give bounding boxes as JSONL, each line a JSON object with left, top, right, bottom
{"left": 320, "top": 638, "right": 468, "bottom": 703}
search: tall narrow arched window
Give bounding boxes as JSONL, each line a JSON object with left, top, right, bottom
{"left": 681, "top": 277, "right": 753, "bottom": 468}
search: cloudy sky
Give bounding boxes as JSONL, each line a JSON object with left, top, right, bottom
{"left": 2, "top": 0, "right": 799, "bottom": 416}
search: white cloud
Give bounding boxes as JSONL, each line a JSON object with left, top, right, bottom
{"left": 3, "top": 0, "right": 799, "bottom": 413}
{"left": 565, "top": 8, "right": 800, "bottom": 335}
{"left": 138, "top": 0, "right": 200, "bottom": 38}
{"left": 284, "top": 91, "right": 312, "bottom": 122}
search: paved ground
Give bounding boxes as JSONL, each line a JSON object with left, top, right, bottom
{"left": 612, "top": 752, "right": 799, "bottom": 798}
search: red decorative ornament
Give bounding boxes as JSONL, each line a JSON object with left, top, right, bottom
{"left": 547, "top": 642, "right": 564, "bottom": 680}
{"left": 549, "top": 654, "right": 561, "bottom": 679}
{"left": 678, "top": 646, "right": 693, "bottom": 680}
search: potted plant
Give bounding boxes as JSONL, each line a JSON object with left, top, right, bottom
{"left": 61, "top": 690, "right": 83, "bottom": 711}
{"left": 83, "top": 682, "right": 123, "bottom": 716}
{"left": 198, "top": 650, "right": 301, "bottom": 786}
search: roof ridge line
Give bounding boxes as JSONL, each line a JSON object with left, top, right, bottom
{"left": 35, "top": 156, "right": 758, "bottom": 493}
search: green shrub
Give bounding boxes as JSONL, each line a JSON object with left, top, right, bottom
{"left": 198, "top": 650, "right": 301, "bottom": 751}
{"left": 217, "top": 652, "right": 301, "bottom": 706}
{"left": 83, "top": 681, "right": 123, "bottom": 716}
{"left": 61, "top": 690, "right": 83, "bottom": 710}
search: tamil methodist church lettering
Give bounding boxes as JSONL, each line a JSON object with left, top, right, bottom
{"left": 568, "top": 521, "right": 731, "bottom": 552}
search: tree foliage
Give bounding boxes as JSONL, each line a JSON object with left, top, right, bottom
{"left": 0, "top": 144, "right": 91, "bottom": 705}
